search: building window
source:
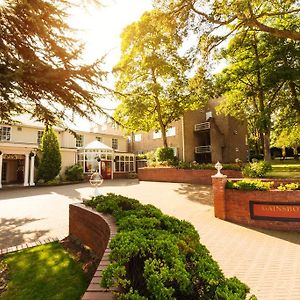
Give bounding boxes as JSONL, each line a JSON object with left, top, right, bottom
{"left": 206, "top": 111, "right": 212, "bottom": 120}
{"left": 153, "top": 130, "right": 162, "bottom": 139}
{"left": 96, "top": 136, "right": 102, "bottom": 142}
{"left": 114, "top": 155, "right": 135, "bottom": 173}
{"left": 166, "top": 127, "right": 176, "bottom": 137}
{"left": 134, "top": 134, "right": 142, "bottom": 142}
{"left": 76, "top": 135, "right": 84, "bottom": 147}
{"left": 112, "top": 138, "right": 118, "bottom": 149}
{"left": 0, "top": 126, "right": 11, "bottom": 141}
{"left": 37, "top": 130, "right": 44, "bottom": 145}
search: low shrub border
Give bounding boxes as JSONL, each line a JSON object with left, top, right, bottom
{"left": 69, "top": 203, "right": 119, "bottom": 299}
{"left": 84, "top": 194, "right": 255, "bottom": 300}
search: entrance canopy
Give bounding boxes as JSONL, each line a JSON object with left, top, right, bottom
{"left": 82, "top": 140, "right": 113, "bottom": 151}
{"left": 77, "top": 140, "right": 114, "bottom": 174}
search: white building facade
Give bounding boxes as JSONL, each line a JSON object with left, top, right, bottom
{"left": 0, "top": 117, "right": 134, "bottom": 188}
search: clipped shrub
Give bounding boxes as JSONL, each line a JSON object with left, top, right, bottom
{"left": 136, "top": 153, "right": 147, "bottom": 160}
{"left": 46, "top": 177, "right": 61, "bottom": 185}
{"left": 85, "top": 194, "right": 253, "bottom": 299}
{"left": 242, "top": 161, "right": 272, "bottom": 178}
{"left": 155, "top": 147, "right": 175, "bottom": 162}
{"left": 37, "top": 127, "right": 61, "bottom": 182}
{"left": 226, "top": 179, "right": 274, "bottom": 191}
{"left": 65, "top": 164, "right": 84, "bottom": 181}
{"left": 277, "top": 182, "right": 300, "bottom": 191}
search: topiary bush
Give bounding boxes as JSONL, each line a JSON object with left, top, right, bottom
{"left": 226, "top": 179, "right": 274, "bottom": 191}
{"left": 85, "top": 194, "right": 253, "bottom": 299}
{"left": 65, "top": 164, "right": 84, "bottom": 181}
{"left": 242, "top": 161, "right": 272, "bottom": 178}
{"left": 155, "top": 147, "right": 175, "bottom": 162}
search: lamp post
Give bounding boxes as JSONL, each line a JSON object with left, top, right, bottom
{"left": 89, "top": 156, "right": 103, "bottom": 196}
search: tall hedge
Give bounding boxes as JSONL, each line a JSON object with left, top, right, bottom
{"left": 37, "top": 127, "right": 61, "bottom": 182}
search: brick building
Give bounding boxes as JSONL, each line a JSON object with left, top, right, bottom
{"left": 130, "top": 100, "right": 248, "bottom": 163}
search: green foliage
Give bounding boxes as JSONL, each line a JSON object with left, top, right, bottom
{"left": 65, "top": 164, "right": 84, "bottom": 181}
{"left": 273, "top": 125, "right": 300, "bottom": 149}
{"left": 242, "top": 161, "right": 272, "bottom": 178}
{"left": 277, "top": 183, "right": 300, "bottom": 191}
{"left": 113, "top": 10, "right": 209, "bottom": 147}
{"left": 136, "top": 154, "right": 147, "bottom": 160}
{"left": 37, "top": 127, "right": 61, "bottom": 182}
{"left": 226, "top": 179, "right": 274, "bottom": 191}
{"left": 0, "top": 0, "right": 106, "bottom": 124}
{"left": 177, "top": 161, "right": 242, "bottom": 171}
{"left": 46, "top": 177, "right": 61, "bottom": 185}
{"left": 1, "top": 242, "right": 88, "bottom": 300}
{"left": 155, "top": 147, "right": 175, "bottom": 162}
{"left": 85, "top": 194, "right": 252, "bottom": 299}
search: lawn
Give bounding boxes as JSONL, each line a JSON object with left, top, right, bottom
{"left": 267, "top": 160, "right": 300, "bottom": 179}
{"left": 0, "top": 242, "right": 88, "bottom": 300}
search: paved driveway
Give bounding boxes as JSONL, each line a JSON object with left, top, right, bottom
{"left": 1, "top": 180, "right": 300, "bottom": 299}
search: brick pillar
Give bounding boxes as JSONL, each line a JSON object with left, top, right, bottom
{"left": 211, "top": 175, "right": 228, "bottom": 220}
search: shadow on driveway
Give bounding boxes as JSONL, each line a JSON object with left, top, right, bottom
{"left": 0, "top": 179, "right": 140, "bottom": 201}
{"left": 0, "top": 217, "right": 49, "bottom": 249}
{"left": 174, "top": 183, "right": 213, "bottom": 206}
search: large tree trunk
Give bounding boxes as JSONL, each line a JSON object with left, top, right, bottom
{"left": 161, "top": 126, "right": 168, "bottom": 148}
{"left": 289, "top": 81, "right": 300, "bottom": 120}
{"left": 263, "top": 130, "right": 271, "bottom": 161}
{"left": 259, "top": 131, "right": 264, "bottom": 157}
{"left": 151, "top": 67, "right": 168, "bottom": 148}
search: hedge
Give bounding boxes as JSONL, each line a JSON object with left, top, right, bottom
{"left": 85, "top": 194, "right": 255, "bottom": 300}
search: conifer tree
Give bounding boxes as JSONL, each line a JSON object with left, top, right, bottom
{"left": 37, "top": 127, "right": 61, "bottom": 182}
{"left": 0, "top": 0, "right": 106, "bottom": 124}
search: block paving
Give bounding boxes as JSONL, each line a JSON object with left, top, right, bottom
{"left": 1, "top": 180, "right": 300, "bottom": 299}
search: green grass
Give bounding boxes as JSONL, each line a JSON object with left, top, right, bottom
{"left": 0, "top": 242, "right": 88, "bottom": 300}
{"left": 267, "top": 160, "right": 300, "bottom": 179}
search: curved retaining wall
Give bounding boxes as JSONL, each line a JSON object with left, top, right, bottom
{"left": 213, "top": 177, "right": 300, "bottom": 231}
{"left": 69, "top": 203, "right": 118, "bottom": 300}
{"left": 138, "top": 167, "right": 242, "bottom": 185}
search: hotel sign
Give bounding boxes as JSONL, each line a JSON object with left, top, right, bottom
{"left": 250, "top": 201, "right": 300, "bottom": 222}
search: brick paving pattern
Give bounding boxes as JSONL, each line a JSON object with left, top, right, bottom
{"left": 1, "top": 180, "right": 300, "bottom": 299}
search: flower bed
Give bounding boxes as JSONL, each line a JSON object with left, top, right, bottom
{"left": 213, "top": 177, "right": 300, "bottom": 231}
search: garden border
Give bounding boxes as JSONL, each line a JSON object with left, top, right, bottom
{"left": 138, "top": 167, "right": 242, "bottom": 185}
{"left": 69, "top": 203, "right": 118, "bottom": 300}
{"left": 212, "top": 176, "right": 300, "bottom": 231}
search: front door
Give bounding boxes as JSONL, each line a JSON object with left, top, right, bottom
{"left": 101, "top": 160, "right": 112, "bottom": 179}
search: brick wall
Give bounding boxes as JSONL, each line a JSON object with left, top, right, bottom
{"left": 69, "top": 204, "right": 118, "bottom": 299}
{"left": 138, "top": 167, "right": 242, "bottom": 185}
{"left": 212, "top": 177, "right": 300, "bottom": 231}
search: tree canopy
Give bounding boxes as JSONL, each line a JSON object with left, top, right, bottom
{"left": 154, "top": 0, "right": 300, "bottom": 47}
{"left": 215, "top": 27, "right": 300, "bottom": 160}
{"left": 113, "top": 10, "right": 210, "bottom": 147}
{"left": 0, "top": 0, "right": 106, "bottom": 125}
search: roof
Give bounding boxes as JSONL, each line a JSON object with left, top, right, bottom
{"left": 81, "top": 140, "right": 113, "bottom": 151}
{"left": 9, "top": 114, "right": 63, "bottom": 131}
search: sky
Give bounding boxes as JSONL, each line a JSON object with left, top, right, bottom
{"left": 67, "top": 0, "right": 153, "bottom": 130}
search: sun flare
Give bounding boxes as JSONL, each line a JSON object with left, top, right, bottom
{"left": 68, "top": 0, "right": 152, "bottom": 67}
